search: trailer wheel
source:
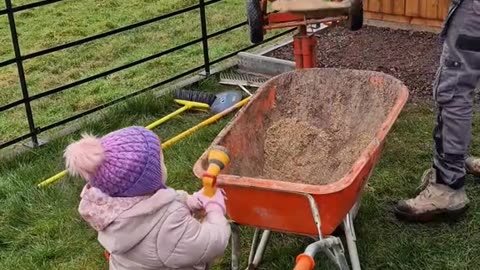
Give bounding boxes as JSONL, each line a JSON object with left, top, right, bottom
{"left": 247, "top": 0, "right": 264, "bottom": 44}
{"left": 348, "top": 0, "right": 363, "bottom": 31}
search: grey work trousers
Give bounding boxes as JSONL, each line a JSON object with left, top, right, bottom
{"left": 433, "top": 0, "right": 480, "bottom": 189}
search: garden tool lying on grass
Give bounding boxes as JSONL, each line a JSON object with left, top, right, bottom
{"left": 219, "top": 70, "right": 266, "bottom": 97}
{"left": 175, "top": 88, "right": 244, "bottom": 114}
{"left": 144, "top": 89, "right": 215, "bottom": 129}
{"left": 161, "top": 95, "right": 250, "bottom": 149}
{"left": 37, "top": 93, "right": 250, "bottom": 187}
{"left": 209, "top": 90, "right": 244, "bottom": 114}
{"left": 219, "top": 70, "right": 268, "bottom": 88}
{"left": 139, "top": 90, "right": 215, "bottom": 129}
{"left": 147, "top": 88, "right": 243, "bottom": 129}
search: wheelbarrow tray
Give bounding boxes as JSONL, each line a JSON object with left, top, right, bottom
{"left": 193, "top": 68, "right": 408, "bottom": 236}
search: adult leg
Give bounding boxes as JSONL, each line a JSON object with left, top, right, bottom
{"left": 394, "top": 0, "right": 480, "bottom": 222}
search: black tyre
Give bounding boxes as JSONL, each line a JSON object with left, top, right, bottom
{"left": 348, "top": 0, "right": 363, "bottom": 31}
{"left": 246, "top": 0, "right": 264, "bottom": 44}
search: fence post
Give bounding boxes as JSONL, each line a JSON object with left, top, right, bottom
{"left": 5, "top": 0, "right": 40, "bottom": 147}
{"left": 199, "top": 0, "right": 210, "bottom": 75}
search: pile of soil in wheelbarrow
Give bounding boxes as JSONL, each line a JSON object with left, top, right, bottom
{"left": 267, "top": 25, "right": 442, "bottom": 100}
{"left": 259, "top": 69, "right": 399, "bottom": 185}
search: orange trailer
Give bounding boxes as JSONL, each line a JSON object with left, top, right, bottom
{"left": 193, "top": 68, "right": 409, "bottom": 269}
{"left": 246, "top": 0, "right": 364, "bottom": 44}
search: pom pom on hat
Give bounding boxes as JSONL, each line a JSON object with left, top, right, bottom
{"left": 64, "top": 133, "right": 104, "bottom": 181}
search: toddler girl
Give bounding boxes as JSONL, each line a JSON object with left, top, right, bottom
{"left": 64, "top": 126, "right": 230, "bottom": 270}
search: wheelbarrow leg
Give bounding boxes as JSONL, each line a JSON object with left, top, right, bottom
{"left": 293, "top": 237, "right": 349, "bottom": 270}
{"left": 231, "top": 223, "right": 241, "bottom": 270}
{"left": 343, "top": 212, "right": 361, "bottom": 270}
{"left": 248, "top": 228, "right": 261, "bottom": 265}
{"left": 331, "top": 243, "right": 350, "bottom": 270}
{"left": 247, "top": 230, "right": 271, "bottom": 269}
{"left": 298, "top": 193, "right": 350, "bottom": 270}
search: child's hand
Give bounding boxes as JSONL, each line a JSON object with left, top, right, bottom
{"left": 176, "top": 190, "right": 203, "bottom": 212}
{"left": 186, "top": 194, "right": 203, "bottom": 211}
{"left": 193, "top": 188, "right": 227, "bottom": 215}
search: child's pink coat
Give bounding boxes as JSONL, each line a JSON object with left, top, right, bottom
{"left": 78, "top": 184, "right": 231, "bottom": 270}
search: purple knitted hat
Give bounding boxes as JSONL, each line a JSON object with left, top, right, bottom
{"left": 64, "top": 126, "right": 166, "bottom": 197}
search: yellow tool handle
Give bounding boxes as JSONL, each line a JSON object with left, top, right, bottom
{"left": 37, "top": 170, "right": 68, "bottom": 187}
{"left": 174, "top": 99, "right": 210, "bottom": 110}
{"left": 202, "top": 145, "right": 230, "bottom": 197}
{"left": 37, "top": 96, "right": 250, "bottom": 188}
{"left": 162, "top": 97, "right": 251, "bottom": 149}
{"left": 145, "top": 105, "right": 190, "bottom": 130}
{"left": 202, "top": 186, "right": 215, "bottom": 198}
{"left": 202, "top": 163, "right": 223, "bottom": 197}
{"left": 202, "top": 169, "right": 220, "bottom": 197}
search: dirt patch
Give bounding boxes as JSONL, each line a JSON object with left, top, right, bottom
{"left": 259, "top": 69, "right": 399, "bottom": 185}
{"left": 267, "top": 25, "right": 442, "bottom": 101}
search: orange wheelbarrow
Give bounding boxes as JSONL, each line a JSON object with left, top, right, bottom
{"left": 193, "top": 68, "right": 409, "bottom": 269}
{"left": 246, "top": 0, "right": 363, "bottom": 44}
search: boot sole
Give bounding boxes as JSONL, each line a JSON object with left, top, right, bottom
{"left": 393, "top": 205, "right": 469, "bottom": 223}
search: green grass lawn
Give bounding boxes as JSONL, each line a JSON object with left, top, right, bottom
{"left": 0, "top": 0, "right": 283, "bottom": 145}
{"left": 1, "top": 75, "right": 480, "bottom": 269}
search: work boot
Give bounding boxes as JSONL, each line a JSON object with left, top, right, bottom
{"left": 465, "top": 156, "right": 480, "bottom": 176}
{"left": 393, "top": 168, "right": 469, "bottom": 222}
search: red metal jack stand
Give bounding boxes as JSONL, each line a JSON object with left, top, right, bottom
{"left": 292, "top": 26, "right": 317, "bottom": 69}
{"left": 261, "top": 12, "right": 343, "bottom": 70}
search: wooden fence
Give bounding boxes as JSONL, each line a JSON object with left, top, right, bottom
{"left": 363, "top": 0, "right": 451, "bottom": 29}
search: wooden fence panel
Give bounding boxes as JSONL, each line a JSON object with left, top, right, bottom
{"left": 364, "top": 0, "right": 451, "bottom": 29}
{"left": 438, "top": 0, "right": 450, "bottom": 19}
{"left": 420, "top": 0, "right": 439, "bottom": 19}
{"left": 367, "top": 0, "right": 382, "bottom": 12}
{"left": 405, "top": 0, "right": 420, "bottom": 17}
{"left": 381, "top": 0, "right": 393, "bottom": 14}
{"left": 393, "top": 0, "right": 406, "bottom": 15}
{"left": 364, "top": 0, "right": 406, "bottom": 14}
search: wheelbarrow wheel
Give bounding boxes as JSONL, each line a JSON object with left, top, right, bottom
{"left": 247, "top": 0, "right": 264, "bottom": 44}
{"left": 347, "top": 0, "right": 363, "bottom": 31}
